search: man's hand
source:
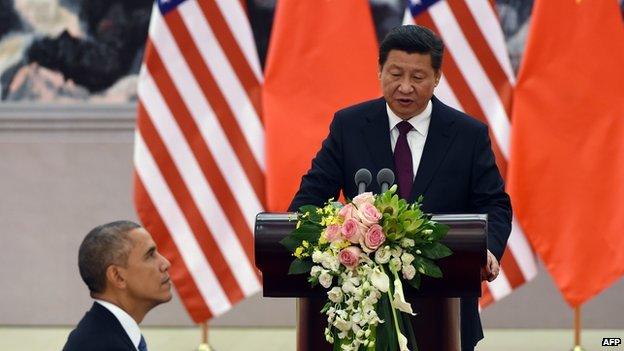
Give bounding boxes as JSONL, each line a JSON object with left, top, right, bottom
{"left": 481, "top": 250, "right": 500, "bottom": 282}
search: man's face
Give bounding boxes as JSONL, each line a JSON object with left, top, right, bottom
{"left": 121, "top": 228, "right": 172, "bottom": 307}
{"left": 379, "top": 50, "right": 441, "bottom": 120}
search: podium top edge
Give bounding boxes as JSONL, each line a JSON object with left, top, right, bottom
{"left": 256, "top": 212, "right": 486, "bottom": 223}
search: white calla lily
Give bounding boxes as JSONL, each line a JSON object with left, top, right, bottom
{"left": 391, "top": 273, "right": 416, "bottom": 315}
{"left": 397, "top": 332, "right": 410, "bottom": 351}
{"left": 370, "top": 266, "right": 390, "bottom": 292}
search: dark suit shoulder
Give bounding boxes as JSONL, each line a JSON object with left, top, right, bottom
{"left": 333, "top": 97, "right": 386, "bottom": 123}
{"left": 433, "top": 97, "right": 488, "bottom": 133}
{"left": 63, "top": 303, "right": 135, "bottom": 351}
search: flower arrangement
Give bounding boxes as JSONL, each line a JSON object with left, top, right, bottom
{"left": 280, "top": 185, "right": 451, "bottom": 351}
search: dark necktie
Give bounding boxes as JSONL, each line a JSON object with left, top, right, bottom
{"left": 138, "top": 335, "right": 148, "bottom": 351}
{"left": 394, "top": 121, "right": 414, "bottom": 200}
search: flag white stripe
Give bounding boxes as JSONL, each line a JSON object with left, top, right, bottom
{"left": 149, "top": 10, "right": 263, "bottom": 232}
{"left": 486, "top": 269, "right": 512, "bottom": 300}
{"left": 179, "top": 1, "right": 265, "bottom": 171}
{"left": 139, "top": 71, "right": 261, "bottom": 296}
{"left": 213, "top": 0, "right": 264, "bottom": 82}
{"left": 429, "top": 1, "right": 511, "bottom": 158}
{"left": 464, "top": 0, "right": 516, "bottom": 85}
{"left": 134, "top": 133, "right": 232, "bottom": 316}
{"left": 508, "top": 218, "right": 538, "bottom": 280}
{"left": 435, "top": 75, "right": 463, "bottom": 112}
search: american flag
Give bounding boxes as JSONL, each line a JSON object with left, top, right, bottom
{"left": 133, "top": 0, "right": 263, "bottom": 322}
{"left": 405, "top": 0, "right": 538, "bottom": 307}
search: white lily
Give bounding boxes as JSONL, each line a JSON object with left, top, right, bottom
{"left": 391, "top": 272, "right": 416, "bottom": 315}
{"left": 397, "top": 332, "right": 410, "bottom": 351}
{"left": 370, "top": 266, "right": 390, "bottom": 292}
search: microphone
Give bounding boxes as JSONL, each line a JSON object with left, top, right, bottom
{"left": 354, "top": 168, "right": 372, "bottom": 195}
{"left": 376, "top": 168, "right": 395, "bottom": 193}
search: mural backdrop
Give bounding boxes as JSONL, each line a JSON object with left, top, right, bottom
{"left": 0, "top": 0, "right": 563, "bottom": 104}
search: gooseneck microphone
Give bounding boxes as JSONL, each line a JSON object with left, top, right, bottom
{"left": 376, "top": 168, "right": 395, "bottom": 193}
{"left": 354, "top": 168, "right": 372, "bottom": 195}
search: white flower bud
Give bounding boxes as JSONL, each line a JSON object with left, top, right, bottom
{"left": 401, "top": 238, "right": 415, "bottom": 247}
{"left": 312, "top": 250, "right": 323, "bottom": 263}
{"left": 389, "top": 257, "right": 402, "bottom": 272}
{"left": 402, "top": 264, "right": 416, "bottom": 280}
{"left": 310, "top": 265, "right": 322, "bottom": 277}
{"left": 374, "top": 245, "right": 391, "bottom": 264}
{"left": 328, "top": 287, "right": 343, "bottom": 303}
{"left": 401, "top": 252, "right": 415, "bottom": 265}
{"left": 390, "top": 246, "right": 403, "bottom": 258}
{"left": 319, "top": 271, "right": 333, "bottom": 289}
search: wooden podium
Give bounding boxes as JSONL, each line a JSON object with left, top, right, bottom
{"left": 255, "top": 213, "right": 486, "bottom": 351}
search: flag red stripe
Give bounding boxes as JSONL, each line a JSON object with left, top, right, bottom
{"left": 446, "top": 0, "right": 513, "bottom": 116}
{"left": 164, "top": 10, "right": 266, "bottom": 204}
{"left": 479, "top": 282, "right": 494, "bottom": 307}
{"left": 145, "top": 44, "right": 257, "bottom": 266}
{"left": 137, "top": 101, "right": 244, "bottom": 304}
{"left": 134, "top": 173, "right": 213, "bottom": 322}
{"left": 500, "top": 252, "right": 527, "bottom": 289}
{"left": 198, "top": 0, "right": 263, "bottom": 119}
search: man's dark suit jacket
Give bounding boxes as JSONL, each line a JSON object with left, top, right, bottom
{"left": 63, "top": 302, "right": 136, "bottom": 351}
{"left": 289, "top": 96, "right": 512, "bottom": 349}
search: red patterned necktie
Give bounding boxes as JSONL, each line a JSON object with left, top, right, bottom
{"left": 394, "top": 121, "right": 414, "bottom": 199}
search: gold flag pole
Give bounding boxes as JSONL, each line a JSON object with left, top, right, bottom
{"left": 571, "top": 306, "right": 586, "bottom": 351}
{"left": 197, "top": 322, "right": 213, "bottom": 351}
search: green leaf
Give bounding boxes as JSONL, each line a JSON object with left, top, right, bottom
{"left": 400, "top": 312, "right": 418, "bottom": 351}
{"left": 298, "top": 205, "right": 319, "bottom": 214}
{"left": 428, "top": 222, "right": 450, "bottom": 241}
{"left": 405, "top": 272, "right": 421, "bottom": 289}
{"left": 375, "top": 294, "right": 395, "bottom": 351}
{"left": 366, "top": 324, "right": 377, "bottom": 351}
{"left": 420, "top": 242, "right": 452, "bottom": 259}
{"left": 279, "top": 236, "right": 300, "bottom": 252}
{"left": 291, "top": 223, "right": 322, "bottom": 243}
{"left": 288, "top": 259, "right": 313, "bottom": 275}
{"left": 416, "top": 257, "right": 443, "bottom": 278}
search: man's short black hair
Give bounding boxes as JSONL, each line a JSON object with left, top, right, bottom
{"left": 379, "top": 25, "right": 444, "bottom": 70}
{"left": 78, "top": 220, "right": 141, "bottom": 294}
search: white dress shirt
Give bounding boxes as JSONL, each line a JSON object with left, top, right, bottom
{"left": 95, "top": 299, "right": 142, "bottom": 351}
{"left": 387, "top": 100, "right": 433, "bottom": 178}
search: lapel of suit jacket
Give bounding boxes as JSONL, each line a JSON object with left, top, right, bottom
{"left": 92, "top": 302, "right": 137, "bottom": 350}
{"left": 410, "top": 96, "right": 457, "bottom": 200}
{"left": 361, "top": 98, "right": 395, "bottom": 174}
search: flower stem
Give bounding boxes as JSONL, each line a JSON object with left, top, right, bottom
{"left": 386, "top": 289, "right": 402, "bottom": 348}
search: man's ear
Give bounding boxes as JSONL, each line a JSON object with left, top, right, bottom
{"left": 106, "top": 265, "right": 126, "bottom": 289}
{"left": 434, "top": 69, "right": 442, "bottom": 87}
{"left": 378, "top": 64, "right": 382, "bottom": 80}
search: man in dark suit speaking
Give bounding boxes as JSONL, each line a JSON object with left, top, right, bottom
{"left": 289, "top": 25, "right": 511, "bottom": 351}
{"left": 63, "top": 221, "right": 172, "bottom": 351}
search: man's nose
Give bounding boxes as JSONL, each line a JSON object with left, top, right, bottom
{"left": 160, "top": 254, "right": 171, "bottom": 271}
{"left": 397, "top": 78, "right": 413, "bottom": 93}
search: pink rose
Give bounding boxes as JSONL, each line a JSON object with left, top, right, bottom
{"left": 323, "top": 224, "right": 342, "bottom": 242}
{"left": 338, "top": 203, "right": 355, "bottom": 220}
{"left": 360, "top": 224, "right": 386, "bottom": 253}
{"left": 339, "top": 246, "right": 362, "bottom": 269}
{"left": 352, "top": 192, "right": 375, "bottom": 208}
{"left": 341, "top": 218, "right": 362, "bottom": 243}
{"left": 357, "top": 202, "right": 382, "bottom": 226}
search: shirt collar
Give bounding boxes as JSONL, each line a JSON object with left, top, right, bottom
{"left": 95, "top": 299, "right": 142, "bottom": 349}
{"left": 386, "top": 99, "right": 433, "bottom": 137}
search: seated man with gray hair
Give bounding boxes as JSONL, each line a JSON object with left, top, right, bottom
{"left": 63, "top": 221, "right": 172, "bottom": 351}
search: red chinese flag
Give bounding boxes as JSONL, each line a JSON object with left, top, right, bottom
{"left": 508, "top": 0, "right": 624, "bottom": 306}
{"left": 263, "top": 0, "right": 381, "bottom": 211}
